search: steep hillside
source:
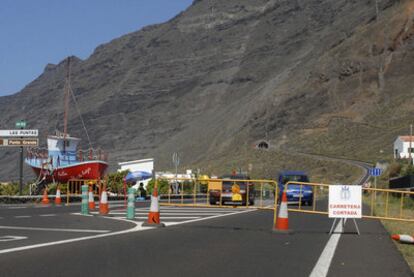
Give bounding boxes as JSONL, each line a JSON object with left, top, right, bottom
{"left": 0, "top": 0, "right": 413, "bottom": 182}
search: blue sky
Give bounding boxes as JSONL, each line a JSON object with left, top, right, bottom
{"left": 0, "top": 0, "right": 193, "bottom": 96}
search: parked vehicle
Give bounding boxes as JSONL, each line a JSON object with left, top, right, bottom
{"left": 278, "top": 171, "right": 313, "bottom": 205}
{"left": 209, "top": 174, "right": 255, "bottom": 206}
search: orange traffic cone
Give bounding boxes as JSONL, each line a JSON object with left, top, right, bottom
{"left": 41, "top": 188, "right": 50, "bottom": 205}
{"left": 88, "top": 187, "right": 96, "bottom": 210}
{"left": 273, "top": 190, "right": 292, "bottom": 233}
{"left": 142, "top": 187, "right": 165, "bottom": 227}
{"left": 54, "top": 187, "right": 62, "bottom": 205}
{"left": 391, "top": 234, "right": 414, "bottom": 244}
{"left": 99, "top": 190, "right": 109, "bottom": 215}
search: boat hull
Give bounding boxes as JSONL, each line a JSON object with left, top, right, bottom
{"left": 30, "top": 161, "right": 108, "bottom": 183}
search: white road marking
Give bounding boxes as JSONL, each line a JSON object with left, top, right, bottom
{"left": 135, "top": 216, "right": 200, "bottom": 219}
{"left": 0, "top": 207, "right": 256, "bottom": 255}
{"left": 144, "top": 207, "right": 247, "bottom": 213}
{"left": 165, "top": 209, "right": 257, "bottom": 226}
{"left": 159, "top": 207, "right": 248, "bottom": 211}
{"left": 0, "top": 236, "right": 27, "bottom": 242}
{"left": 111, "top": 212, "right": 219, "bottom": 216}
{"left": 7, "top": 207, "right": 27, "bottom": 209}
{"left": 39, "top": 214, "right": 56, "bottom": 217}
{"left": 309, "top": 219, "right": 343, "bottom": 277}
{"left": 0, "top": 226, "right": 110, "bottom": 233}
{"left": 0, "top": 219, "right": 151, "bottom": 255}
{"left": 14, "top": 216, "right": 31, "bottom": 219}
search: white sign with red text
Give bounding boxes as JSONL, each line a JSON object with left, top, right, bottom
{"left": 329, "top": 185, "right": 362, "bottom": 218}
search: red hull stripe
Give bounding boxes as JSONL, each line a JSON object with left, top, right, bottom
{"left": 31, "top": 161, "right": 108, "bottom": 183}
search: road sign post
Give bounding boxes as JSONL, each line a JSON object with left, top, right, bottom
{"left": 0, "top": 125, "right": 38, "bottom": 195}
{"left": 369, "top": 168, "right": 382, "bottom": 201}
{"left": 16, "top": 121, "right": 26, "bottom": 196}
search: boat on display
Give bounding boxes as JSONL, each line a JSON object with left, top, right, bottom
{"left": 25, "top": 132, "right": 108, "bottom": 183}
{"left": 25, "top": 57, "right": 108, "bottom": 183}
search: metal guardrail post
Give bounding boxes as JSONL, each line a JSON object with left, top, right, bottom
{"left": 168, "top": 185, "right": 171, "bottom": 204}
{"left": 312, "top": 186, "right": 317, "bottom": 211}
{"left": 207, "top": 186, "right": 209, "bottom": 205}
{"left": 193, "top": 180, "right": 197, "bottom": 205}
{"left": 273, "top": 183, "right": 278, "bottom": 227}
{"left": 66, "top": 183, "right": 70, "bottom": 206}
{"left": 385, "top": 191, "right": 389, "bottom": 217}
{"left": 219, "top": 185, "right": 223, "bottom": 207}
{"left": 181, "top": 182, "right": 184, "bottom": 204}
{"left": 260, "top": 183, "right": 263, "bottom": 208}
{"left": 370, "top": 189, "right": 375, "bottom": 216}
{"left": 246, "top": 184, "right": 249, "bottom": 208}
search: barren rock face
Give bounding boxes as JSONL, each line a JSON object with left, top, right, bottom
{"left": 0, "top": 0, "right": 413, "bottom": 181}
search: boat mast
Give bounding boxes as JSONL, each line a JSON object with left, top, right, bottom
{"left": 63, "top": 57, "right": 71, "bottom": 153}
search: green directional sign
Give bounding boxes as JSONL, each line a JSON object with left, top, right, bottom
{"left": 15, "top": 120, "right": 26, "bottom": 129}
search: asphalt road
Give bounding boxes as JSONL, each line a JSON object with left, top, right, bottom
{"left": 0, "top": 201, "right": 411, "bottom": 277}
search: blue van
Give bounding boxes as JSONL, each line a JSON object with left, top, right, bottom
{"left": 278, "top": 171, "right": 313, "bottom": 205}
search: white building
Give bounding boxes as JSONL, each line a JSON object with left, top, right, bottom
{"left": 118, "top": 158, "right": 154, "bottom": 173}
{"left": 394, "top": 136, "right": 414, "bottom": 159}
{"left": 118, "top": 158, "right": 154, "bottom": 190}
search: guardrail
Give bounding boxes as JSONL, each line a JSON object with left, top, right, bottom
{"left": 285, "top": 181, "right": 414, "bottom": 222}
{"left": 155, "top": 177, "right": 281, "bottom": 227}
{"left": 154, "top": 178, "right": 414, "bottom": 223}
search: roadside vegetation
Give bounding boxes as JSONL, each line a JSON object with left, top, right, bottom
{"left": 362, "top": 159, "right": 414, "bottom": 271}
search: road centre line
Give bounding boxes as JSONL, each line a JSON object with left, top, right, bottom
{"left": 309, "top": 219, "right": 343, "bottom": 277}
{"left": 39, "top": 214, "right": 56, "bottom": 217}
{"left": 0, "top": 226, "right": 110, "bottom": 233}
{"left": 14, "top": 216, "right": 31, "bottom": 218}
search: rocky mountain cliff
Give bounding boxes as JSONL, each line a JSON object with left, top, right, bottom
{"left": 1, "top": 0, "right": 414, "bottom": 182}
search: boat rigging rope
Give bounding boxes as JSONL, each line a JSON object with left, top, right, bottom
{"left": 67, "top": 82, "right": 93, "bottom": 149}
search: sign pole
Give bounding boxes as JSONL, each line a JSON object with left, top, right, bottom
{"left": 0, "top": 125, "right": 38, "bottom": 196}
{"left": 19, "top": 144, "right": 23, "bottom": 195}
{"left": 17, "top": 120, "right": 26, "bottom": 195}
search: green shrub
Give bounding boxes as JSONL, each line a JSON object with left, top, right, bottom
{"left": 388, "top": 162, "right": 402, "bottom": 178}
{"left": 0, "top": 183, "right": 19, "bottom": 195}
{"left": 402, "top": 164, "right": 414, "bottom": 176}
{"left": 146, "top": 179, "right": 170, "bottom": 195}
{"left": 107, "top": 170, "right": 129, "bottom": 193}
